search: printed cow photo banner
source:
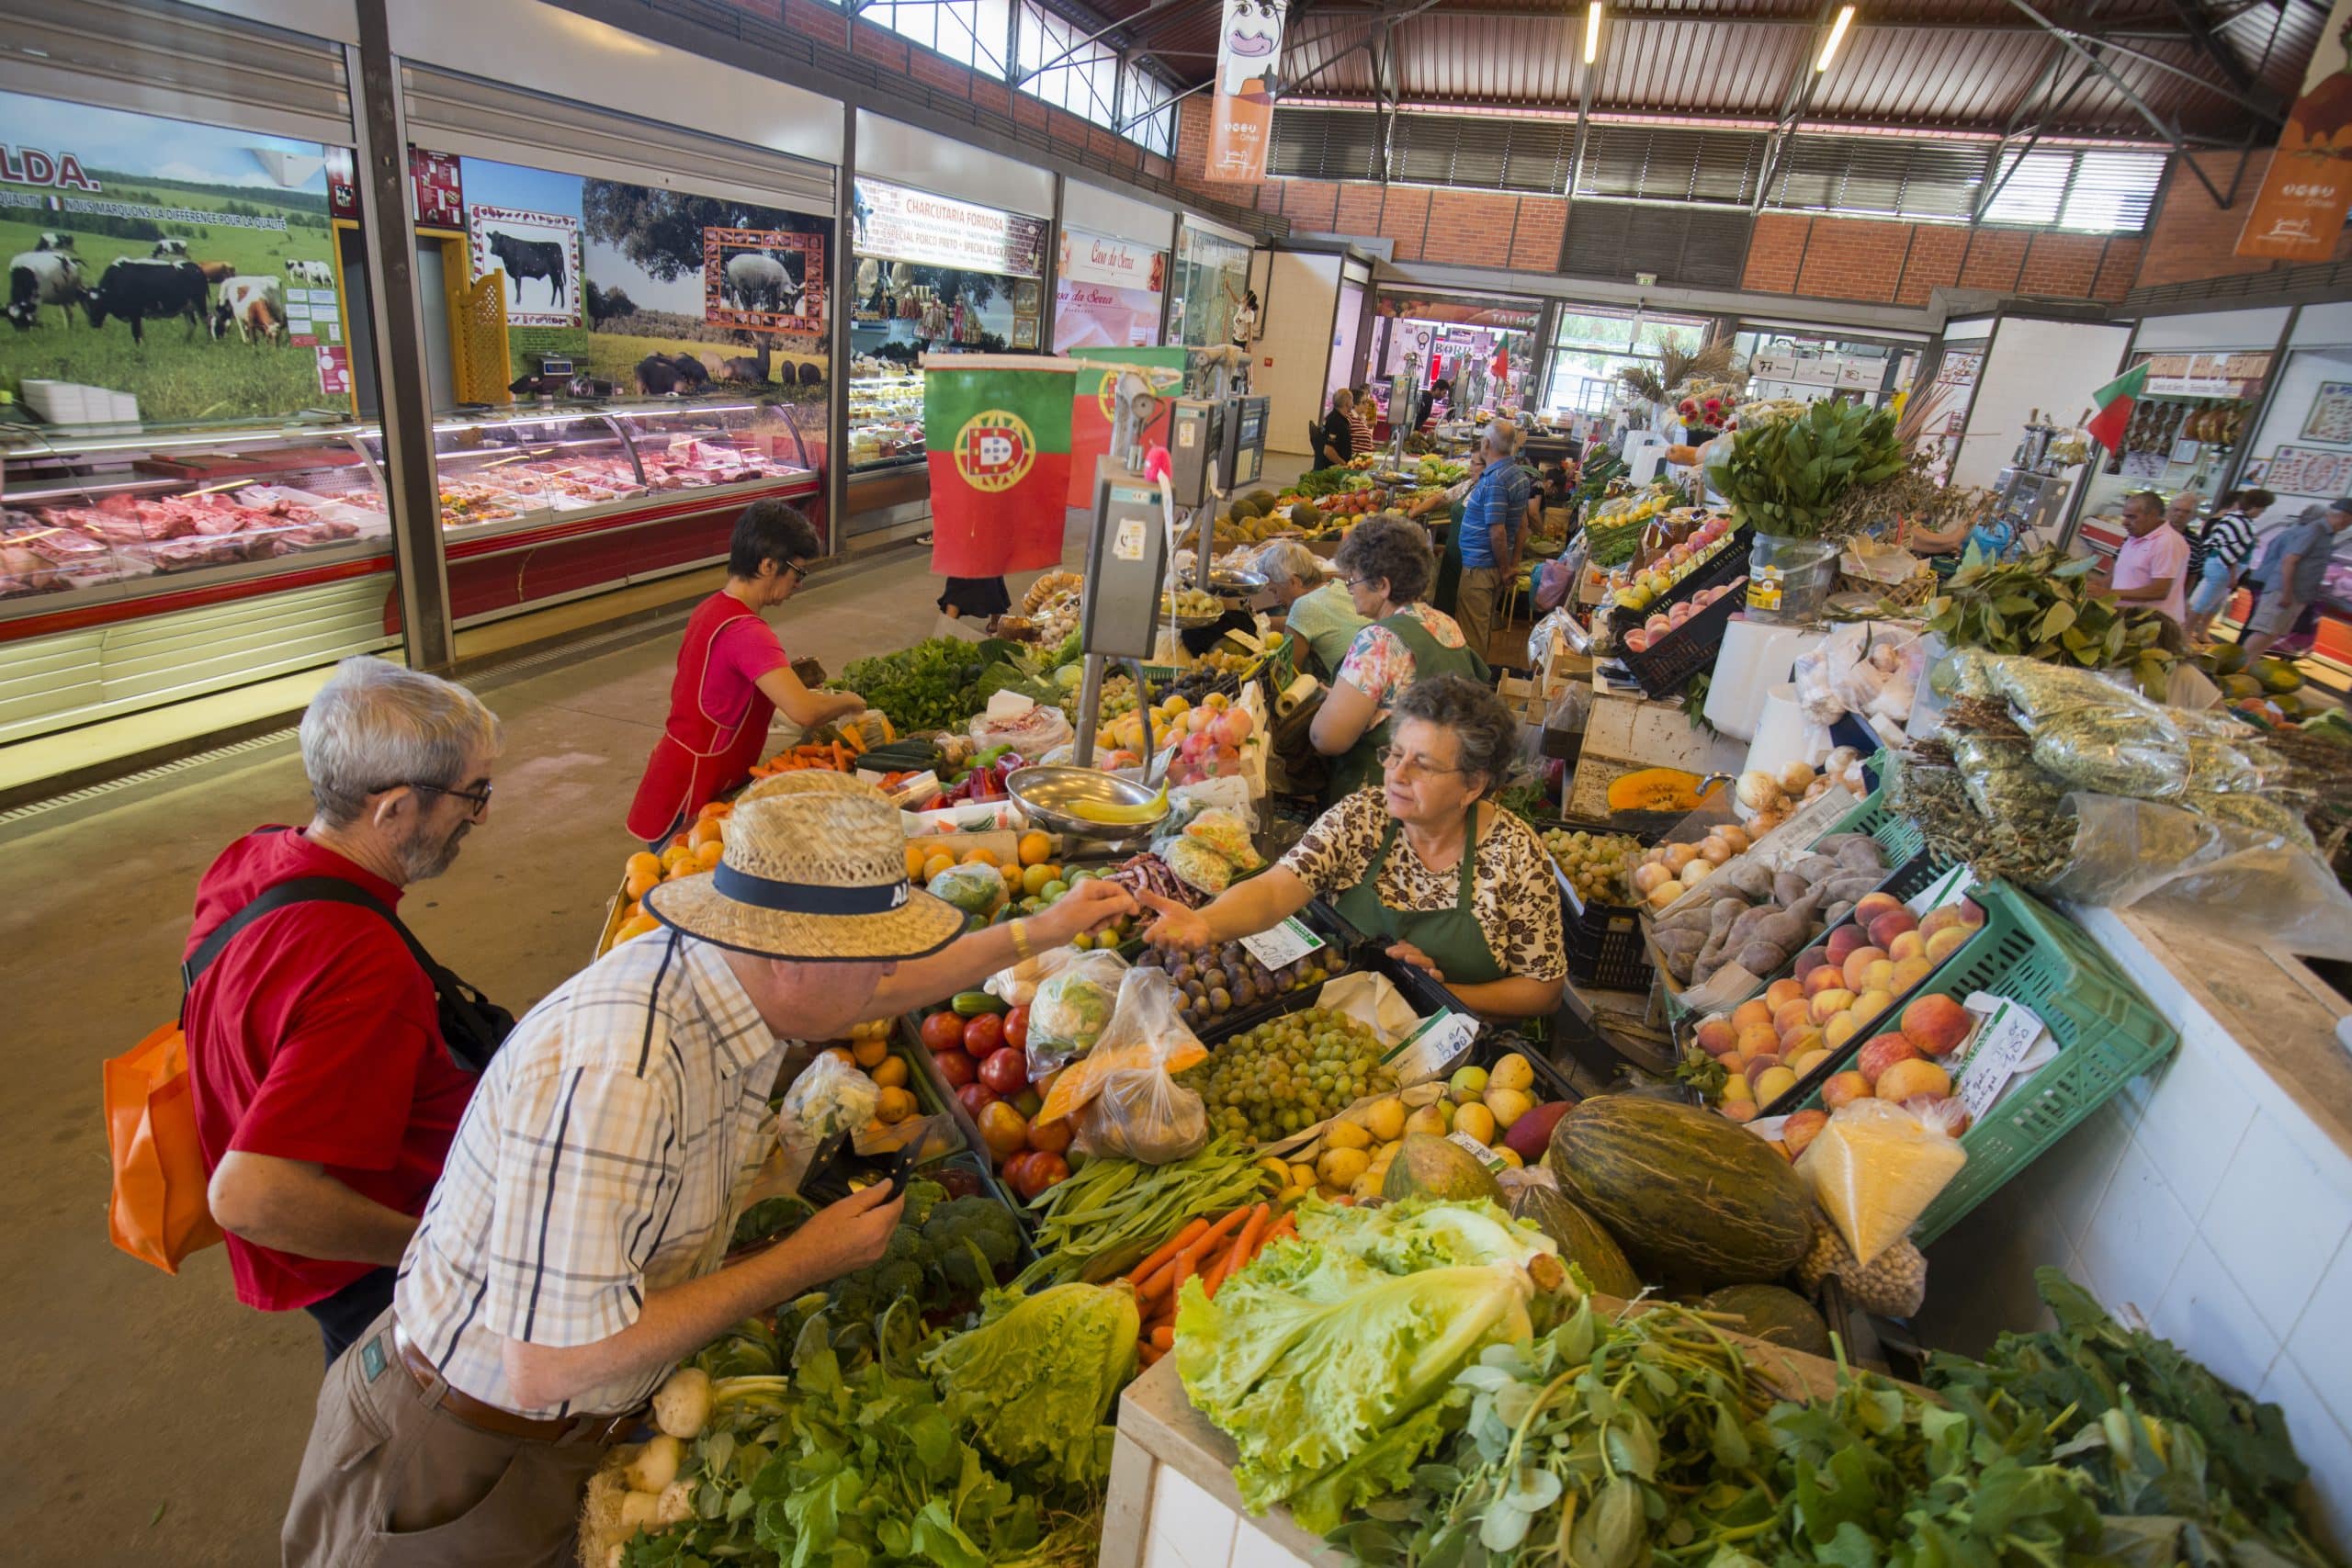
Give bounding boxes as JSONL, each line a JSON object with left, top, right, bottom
{"left": 1207, "top": 0, "right": 1285, "bottom": 183}
{"left": 469, "top": 203, "right": 582, "bottom": 328}
{"left": 702, "top": 227, "right": 825, "bottom": 336}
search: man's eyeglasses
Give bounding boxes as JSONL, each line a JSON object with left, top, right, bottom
{"left": 782, "top": 561, "right": 809, "bottom": 585}
{"left": 1379, "top": 746, "right": 1462, "bottom": 778}
{"left": 400, "top": 780, "right": 494, "bottom": 816}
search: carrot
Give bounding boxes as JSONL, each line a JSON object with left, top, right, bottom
{"left": 1149, "top": 1325, "right": 1174, "bottom": 1351}
{"left": 1138, "top": 1342, "right": 1164, "bottom": 1369}
{"left": 1128, "top": 1218, "right": 1211, "bottom": 1284}
{"left": 1263, "top": 1213, "right": 1298, "bottom": 1247}
{"left": 832, "top": 740, "right": 850, "bottom": 771}
{"left": 1217, "top": 1203, "right": 1272, "bottom": 1288}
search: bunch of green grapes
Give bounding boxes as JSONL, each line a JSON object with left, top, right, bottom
{"left": 1543, "top": 828, "right": 1644, "bottom": 907}
{"left": 1097, "top": 675, "right": 1137, "bottom": 721}
{"left": 1178, "top": 1007, "right": 1394, "bottom": 1142}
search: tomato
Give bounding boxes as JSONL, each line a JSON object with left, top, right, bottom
{"left": 1002, "top": 1004, "right": 1030, "bottom": 1053}
{"left": 934, "top": 1048, "right": 978, "bottom": 1089}
{"left": 919, "top": 1010, "right": 967, "bottom": 1055}
{"left": 978, "top": 1100, "right": 1030, "bottom": 1158}
{"left": 955, "top": 1082, "right": 1000, "bottom": 1120}
{"left": 1012, "top": 1088, "right": 1043, "bottom": 1120}
{"left": 1013, "top": 1152, "right": 1070, "bottom": 1199}
{"left": 963, "top": 1011, "right": 1005, "bottom": 1058}
{"left": 978, "top": 1046, "right": 1030, "bottom": 1096}
{"left": 1025, "top": 1116, "right": 1072, "bottom": 1156}
{"left": 1001, "top": 1150, "right": 1035, "bottom": 1185}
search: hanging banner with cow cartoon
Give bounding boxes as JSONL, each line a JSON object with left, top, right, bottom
{"left": 2237, "top": 0, "right": 2352, "bottom": 261}
{"left": 1205, "top": 0, "right": 1286, "bottom": 183}
{"left": 468, "top": 202, "right": 582, "bottom": 329}
{"left": 0, "top": 88, "right": 348, "bottom": 423}
{"left": 702, "top": 227, "right": 825, "bottom": 336}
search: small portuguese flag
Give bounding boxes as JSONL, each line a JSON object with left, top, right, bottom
{"left": 925, "top": 356, "right": 1078, "bottom": 579}
{"left": 2085, "top": 362, "right": 2149, "bottom": 455}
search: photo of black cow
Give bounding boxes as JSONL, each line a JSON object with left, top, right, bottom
{"left": 467, "top": 202, "right": 581, "bottom": 328}
{"left": 487, "top": 229, "right": 568, "bottom": 308}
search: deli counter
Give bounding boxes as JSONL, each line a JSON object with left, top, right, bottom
{"left": 844, "top": 367, "right": 931, "bottom": 538}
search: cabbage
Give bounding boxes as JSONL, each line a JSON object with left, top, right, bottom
{"left": 1172, "top": 1198, "right": 1555, "bottom": 1533}
{"left": 1029, "top": 970, "right": 1118, "bottom": 1056}
{"left": 922, "top": 1281, "right": 1138, "bottom": 1487}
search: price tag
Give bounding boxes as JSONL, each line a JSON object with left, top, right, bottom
{"left": 1954, "top": 992, "right": 2050, "bottom": 1124}
{"left": 1241, "top": 917, "right": 1326, "bottom": 970}
{"left": 1385, "top": 1009, "right": 1478, "bottom": 1081}
{"left": 1447, "top": 1130, "right": 1507, "bottom": 1174}
{"left": 1905, "top": 862, "right": 1977, "bottom": 918}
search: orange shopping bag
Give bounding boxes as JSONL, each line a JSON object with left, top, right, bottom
{"left": 104, "top": 1022, "right": 223, "bottom": 1273}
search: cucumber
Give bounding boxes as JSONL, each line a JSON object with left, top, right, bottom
{"left": 950, "top": 990, "right": 1007, "bottom": 1017}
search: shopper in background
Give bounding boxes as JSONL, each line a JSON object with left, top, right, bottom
{"left": 185, "top": 657, "right": 504, "bottom": 1366}
{"left": 1318, "top": 387, "right": 1357, "bottom": 468}
{"left": 2240, "top": 499, "right": 2352, "bottom": 660}
{"left": 1251, "top": 537, "right": 1367, "bottom": 680}
{"left": 2099, "top": 489, "right": 2190, "bottom": 624}
{"left": 1313, "top": 513, "right": 1487, "bottom": 800}
{"left": 1453, "top": 420, "right": 1538, "bottom": 664}
{"left": 1347, "top": 384, "right": 1377, "bottom": 457}
{"left": 281, "top": 779, "right": 1137, "bottom": 1567}
{"left": 2184, "top": 487, "right": 2273, "bottom": 645}
{"left": 626, "top": 500, "right": 865, "bottom": 849}
{"left": 1143, "top": 675, "right": 1566, "bottom": 1020}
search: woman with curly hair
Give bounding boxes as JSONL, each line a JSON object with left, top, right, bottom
{"left": 1311, "top": 512, "right": 1487, "bottom": 799}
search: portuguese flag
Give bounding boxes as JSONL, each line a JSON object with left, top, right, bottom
{"left": 1065, "top": 345, "right": 1187, "bottom": 508}
{"left": 2085, "top": 362, "right": 2149, "bottom": 455}
{"left": 925, "top": 356, "right": 1078, "bottom": 579}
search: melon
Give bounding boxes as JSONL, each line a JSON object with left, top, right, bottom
{"left": 1245, "top": 489, "right": 1280, "bottom": 513}
{"left": 1698, "top": 1284, "right": 1832, "bottom": 1357}
{"left": 1288, "top": 502, "right": 1318, "bottom": 530}
{"left": 1381, "top": 1134, "right": 1501, "bottom": 1205}
{"left": 1547, "top": 1097, "right": 1814, "bottom": 1289}
{"left": 1510, "top": 1186, "right": 1642, "bottom": 1300}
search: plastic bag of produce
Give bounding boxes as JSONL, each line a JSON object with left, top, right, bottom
{"left": 1164, "top": 835, "right": 1236, "bottom": 896}
{"left": 968, "top": 696, "right": 1072, "bottom": 756}
{"left": 2027, "top": 704, "right": 2188, "bottom": 799}
{"left": 1796, "top": 1098, "right": 1967, "bottom": 1266}
{"left": 1023, "top": 947, "right": 1132, "bottom": 1075}
{"left": 1182, "top": 807, "right": 1263, "bottom": 872}
{"left": 1040, "top": 968, "right": 1210, "bottom": 1164}
{"left": 925, "top": 862, "right": 1009, "bottom": 920}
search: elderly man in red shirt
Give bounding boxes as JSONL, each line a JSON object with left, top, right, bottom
{"left": 182, "top": 655, "right": 505, "bottom": 1363}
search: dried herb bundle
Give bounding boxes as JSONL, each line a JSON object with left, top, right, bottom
{"left": 1818, "top": 446, "right": 1997, "bottom": 546}
{"left": 1925, "top": 546, "right": 2179, "bottom": 698}
{"left": 1616, "top": 340, "right": 1737, "bottom": 406}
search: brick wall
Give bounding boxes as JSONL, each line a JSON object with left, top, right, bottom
{"left": 2135, "top": 149, "right": 2352, "bottom": 288}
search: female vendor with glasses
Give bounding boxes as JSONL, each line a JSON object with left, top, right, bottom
{"left": 1138, "top": 674, "right": 1567, "bottom": 1021}
{"left": 626, "top": 500, "right": 868, "bottom": 848}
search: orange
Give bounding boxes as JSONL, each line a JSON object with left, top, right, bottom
{"left": 614, "top": 912, "right": 660, "bottom": 943}
{"left": 851, "top": 1034, "right": 889, "bottom": 1068}
{"left": 624, "top": 856, "right": 662, "bottom": 899}
{"left": 695, "top": 839, "right": 725, "bottom": 871}
{"left": 688, "top": 818, "right": 726, "bottom": 850}
{"left": 905, "top": 843, "right": 927, "bottom": 882}
{"left": 822, "top": 1046, "right": 856, "bottom": 1068}
{"left": 876, "top": 1087, "right": 917, "bottom": 1124}
{"left": 625, "top": 851, "right": 662, "bottom": 883}
{"left": 661, "top": 843, "right": 695, "bottom": 873}
{"left": 697, "top": 800, "right": 731, "bottom": 820}
{"left": 870, "top": 1055, "right": 909, "bottom": 1089}
{"left": 961, "top": 847, "right": 1001, "bottom": 868}
{"left": 1017, "top": 830, "right": 1053, "bottom": 867}
{"left": 922, "top": 853, "right": 956, "bottom": 884}
{"left": 1021, "top": 863, "right": 1055, "bottom": 897}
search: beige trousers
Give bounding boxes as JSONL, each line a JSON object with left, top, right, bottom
{"left": 1455, "top": 566, "right": 1503, "bottom": 666}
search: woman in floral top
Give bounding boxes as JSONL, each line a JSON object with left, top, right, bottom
{"left": 1140, "top": 677, "right": 1566, "bottom": 1021}
{"left": 1311, "top": 513, "right": 1486, "bottom": 801}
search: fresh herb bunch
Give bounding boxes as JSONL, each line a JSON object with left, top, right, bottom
{"left": 836, "top": 637, "right": 992, "bottom": 734}
{"left": 1924, "top": 546, "right": 2178, "bottom": 698}
{"left": 1719, "top": 400, "right": 1905, "bottom": 539}
{"left": 1927, "top": 1268, "right": 2339, "bottom": 1568}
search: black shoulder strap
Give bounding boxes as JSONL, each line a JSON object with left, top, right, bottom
{"left": 181, "top": 877, "right": 396, "bottom": 994}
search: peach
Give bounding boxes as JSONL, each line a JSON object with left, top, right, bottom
{"left": 1839, "top": 945, "right": 1889, "bottom": 989}
{"left": 1917, "top": 905, "right": 1969, "bottom": 941}
{"left": 1853, "top": 891, "right": 1905, "bottom": 925}
{"left": 1822, "top": 1011, "right": 1864, "bottom": 1051}
{"left": 1860, "top": 958, "right": 1897, "bottom": 994}
{"left": 1789, "top": 1048, "right": 1832, "bottom": 1076}
{"left": 1959, "top": 896, "right": 1987, "bottom": 927}
{"left": 1753, "top": 1066, "right": 1799, "bottom": 1103}
{"left": 1856, "top": 1032, "right": 1920, "bottom": 1086}
{"left": 1719, "top": 1100, "right": 1758, "bottom": 1122}
{"left": 1772, "top": 998, "right": 1815, "bottom": 1036}
{"left": 1900, "top": 993, "right": 1974, "bottom": 1056}
{"left": 1804, "top": 965, "right": 1849, "bottom": 998}
{"left": 1809, "top": 987, "right": 1857, "bottom": 1023}
{"left": 1731, "top": 998, "right": 1776, "bottom": 1034}
{"left": 1925, "top": 925, "right": 1970, "bottom": 962}
{"left": 1792, "top": 947, "right": 1830, "bottom": 980}
{"left": 1765, "top": 977, "right": 1806, "bottom": 1011}
{"left": 1849, "top": 989, "right": 1894, "bottom": 1026}
{"left": 1742, "top": 1054, "right": 1781, "bottom": 1080}
{"left": 1779, "top": 1023, "right": 1826, "bottom": 1056}
{"left": 1781, "top": 1108, "right": 1830, "bottom": 1156}
{"left": 1821, "top": 1070, "right": 1871, "bottom": 1110}
{"left": 1891, "top": 955, "right": 1934, "bottom": 993}
{"left": 1875, "top": 1057, "right": 1953, "bottom": 1102}
{"left": 1868, "top": 908, "right": 1918, "bottom": 949}
{"left": 1736, "top": 1023, "right": 1781, "bottom": 1060}
{"left": 1826, "top": 925, "right": 1871, "bottom": 965}
{"left": 1887, "top": 930, "right": 1927, "bottom": 963}
{"left": 1694, "top": 1016, "right": 1738, "bottom": 1055}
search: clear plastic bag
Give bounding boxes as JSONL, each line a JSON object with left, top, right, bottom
{"left": 1035, "top": 968, "right": 1211, "bottom": 1165}
{"left": 2028, "top": 705, "right": 2188, "bottom": 799}
{"left": 1795, "top": 1098, "right": 1967, "bottom": 1266}
{"left": 1022, "top": 946, "right": 1131, "bottom": 1076}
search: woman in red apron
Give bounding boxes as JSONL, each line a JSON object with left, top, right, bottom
{"left": 627, "top": 501, "right": 866, "bottom": 846}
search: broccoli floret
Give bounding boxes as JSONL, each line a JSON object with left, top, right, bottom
{"left": 870, "top": 1259, "right": 924, "bottom": 1303}
{"left": 922, "top": 1198, "right": 1023, "bottom": 1296}
{"left": 900, "top": 1179, "right": 945, "bottom": 1228}
{"left": 883, "top": 1225, "right": 926, "bottom": 1267}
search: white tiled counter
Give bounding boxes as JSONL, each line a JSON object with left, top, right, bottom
{"left": 1921, "top": 904, "right": 2352, "bottom": 1554}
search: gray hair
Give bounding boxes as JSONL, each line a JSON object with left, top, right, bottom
{"left": 1485, "top": 419, "right": 1520, "bottom": 456}
{"left": 1332, "top": 512, "right": 1435, "bottom": 604}
{"left": 300, "top": 656, "right": 503, "bottom": 827}
{"left": 1250, "top": 538, "right": 1327, "bottom": 592}
{"left": 1392, "top": 675, "right": 1517, "bottom": 794}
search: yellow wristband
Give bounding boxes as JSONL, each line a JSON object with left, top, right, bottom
{"left": 1011, "top": 919, "right": 1034, "bottom": 964}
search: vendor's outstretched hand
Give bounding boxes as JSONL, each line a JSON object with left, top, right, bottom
{"left": 1033, "top": 878, "right": 1137, "bottom": 945}
{"left": 1385, "top": 941, "right": 1446, "bottom": 983}
{"left": 1135, "top": 889, "right": 1212, "bottom": 950}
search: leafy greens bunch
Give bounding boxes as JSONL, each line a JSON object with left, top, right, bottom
{"left": 1925, "top": 547, "right": 2178, "bottom": 699}
{"left": 836, "top": 637, "right": 992, "bottom": 734}
{"left": 1719, "top": 400, "right": 1905, "bottom": 540}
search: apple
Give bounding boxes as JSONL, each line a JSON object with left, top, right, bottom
{"left": 1856, "top": 1032, "right": 1920, "bottom": 1086}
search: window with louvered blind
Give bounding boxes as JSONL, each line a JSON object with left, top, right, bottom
{"left": 1561, "top": 201, "right": 1752, "bottom": 288}
{"left": 1391, "top": 114, "right": 1575, "bottom": 194}
{"left": 1269, "top": 107, "right": 1385, "bottom": 182}
{"left": 1575, "top": 126, "right": 1768, "bottom": 206}
{"left": 1770, "top": 135, "right": 1989, "bottom": 220}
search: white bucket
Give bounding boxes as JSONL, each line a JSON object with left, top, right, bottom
{"left": 1743, "top": 682, "right": 1818, "bottom": 788}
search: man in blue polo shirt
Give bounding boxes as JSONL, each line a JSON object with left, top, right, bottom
{"left": 1454, "top": 420, "right": 1535, "bottom": 664}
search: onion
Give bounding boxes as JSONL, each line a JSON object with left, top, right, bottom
{"left": 1663, "top": 842, "right": 1700, "bottom": 874}
{"left": 1736, "top": 770, "right": 1783, "bottom": 811}
{"left": 1645, "top": 879, "right": 1684, "bottom": 910}
{"left": 1717, "top": 825, "right": 1752, "bottom": 853}
{"left": 1696, "top": 835, "right": 1732, "bottom": 864}
{"left": 1632, "top": 862, "right": 1673, "bottom": 895}
{"left": 1780, "top": 761, "right": 1817, "bottom": 795}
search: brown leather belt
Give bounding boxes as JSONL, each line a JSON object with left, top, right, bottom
{"left": 390, "top": 1321, "right": 641, "bottom": 1445}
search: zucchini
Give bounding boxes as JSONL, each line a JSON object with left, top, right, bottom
{"left": 950, "top": 990, "right": 1007, "bottom": 1017}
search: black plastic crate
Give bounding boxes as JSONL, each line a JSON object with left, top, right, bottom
{"left": 1615, "top": 578, "right": 1745, "bottom": 699}
{"left": 1566, "top": 902, "right": 1653, "bottom": 991}
{"left": 1600, "top": 525, "right": 1753, "bottom": 640}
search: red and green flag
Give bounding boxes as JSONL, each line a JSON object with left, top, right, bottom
{"left": 925, "top": 357, "right": 1077, "bottom": 578}
{"left": 1065, "top": 345, "right": 1187, "bottom": 508}
{"left": 2085, "top": 362, "right": 2149, "bottom": 455}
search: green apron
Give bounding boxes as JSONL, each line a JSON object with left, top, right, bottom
{"left": 1326, "top": 609, "right": 1488, "bottom": 802}
{"left": 1334, "top": 808, "right": 1506, "bottom": 986}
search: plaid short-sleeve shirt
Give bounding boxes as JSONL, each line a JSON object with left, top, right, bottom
{"left": 392, "top": 931, "right": 789, "bottom": 1417}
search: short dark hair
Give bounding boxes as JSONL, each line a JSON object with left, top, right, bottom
{"left": 2331, "top": 497, "right": 2352, "bottom": 515}
{"left": 729, "top": 500, "right": 820, "bottom": 579}
{"left": 2124, "top": 490, "right": 2164, "bottom": 514}
{"left": 1332, "top": 512, "right": 1434, "bottom": 604}
{"left": 1392, "top": 675, "right": 1517, "bottom": 795}
{"left": 2237, "top": 488, "right": 2276, "bottom": 511}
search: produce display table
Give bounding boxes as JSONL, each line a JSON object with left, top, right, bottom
{"left": 1566, "top": 670, "right": 1747, "bottom": 818}
{"left": 1100, "top": 1358, "right": 1336, "bottom": 1568}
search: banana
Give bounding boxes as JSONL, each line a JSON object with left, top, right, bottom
{"left": 1070, "top": 784, "right": 1168, "bottom": 825}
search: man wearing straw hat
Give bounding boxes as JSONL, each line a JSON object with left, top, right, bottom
{"left": 281, "top": 775, "right": 1136, "bottom": 1566}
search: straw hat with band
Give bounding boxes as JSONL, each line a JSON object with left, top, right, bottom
{"left": 644, "top": 778, "right": 966, "bottom": 962}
